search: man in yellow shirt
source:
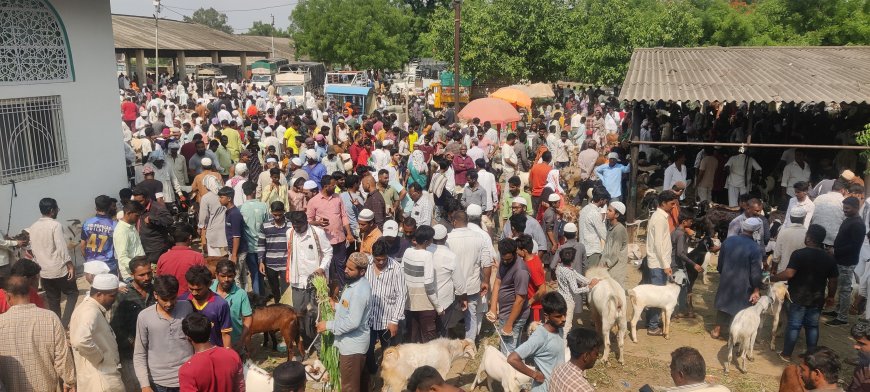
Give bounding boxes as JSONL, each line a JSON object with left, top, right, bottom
{"left": 221, "top": 121, "right": 242, "bottom": 161}
{"left": 283, "top": 121, "right": 299, "bottom": 155}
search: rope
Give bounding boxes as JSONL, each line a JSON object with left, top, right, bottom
{"left": 5, "top": 180, "right": 16, "bottom": 236}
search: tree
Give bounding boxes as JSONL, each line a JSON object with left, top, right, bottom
{"left": 245, "top": 21, "right": 290, "bottom": 38}
{"left": 290, "top": 0, "right": 414, "bottom": 69}
{"left": 184, "top": 7, "right": 233, "bottom": 34}
{"left": 420, "top": 0, "right": 573, "bottom": 82}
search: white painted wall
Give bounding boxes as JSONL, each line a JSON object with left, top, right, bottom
{"left": 0, "top": 0, "right": 126, "bottom": 238}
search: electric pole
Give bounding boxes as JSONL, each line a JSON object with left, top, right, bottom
{"left": 270, "top": 14, "right": 275, "bottom": 58}
{"left": 153, "top": 0, "right": 161, "bottom": 87}
{"left": 453, "top": 0, "right": 461, "bottom": 109}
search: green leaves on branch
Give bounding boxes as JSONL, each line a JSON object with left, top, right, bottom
{"left": 183, "top": 8, "right": 234, "bottom": 34}
{"left": 290, "top": 0, "right": 414, "bottom": 70}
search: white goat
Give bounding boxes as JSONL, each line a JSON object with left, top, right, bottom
{"left": 628, "top": 282, "right": 681, "bottom": 342}
{"left": 585, "top": 266, "right": 627, "bottom": 364}
{"left": 768, "top": 282, "right": 791, "bottom": 351}
{"left": 471, "top": 345, "right": 533, "bottom": 392}
{"left": 725, "top": 296, "right": 772, "bottom": 374}
{"left": 700, "top": 237, "right": 721, "bottom": 285}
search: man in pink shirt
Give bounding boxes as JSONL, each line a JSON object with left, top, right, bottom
{"left": 306, "top": 176, "right": 353, "bottom": 285}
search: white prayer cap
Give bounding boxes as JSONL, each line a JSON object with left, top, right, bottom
{"left": 358, "top": 209, "right": 374, "bottom": 222}
{"left": 741, "top": 217, "right": 763, "bottom": 232}
{"left": 511, "top": 196, "right": 527, "bottom": 206}
{"left": 842, "top": 170, "right": 856, "bottom": 181}
{"left": 608, "top": 152, "right": 619, "bottom": 159}
{"left": 140, "top": 110, "right": 147, "bottom": 116}
{"left": 466, "top": 204, "right": 483, "bottom": 217}
{"left": 610, "top": 201, "right": 626, "bottom": 216}
{"left": 433, "top": 224, "right": 448, "bottom": 240}
{"left": 548, "top": 193, "right": 561, "bottom": 203}
{"left": 83, "top": 261, "right": 110, "bottom": 275}
{"left": 303, "top": 180, "right": 318, "bottom": 190}
{"left": 92, "top": 274, "right": 120, "bottom": 290}
{"left": 383, "top": 139, "right": 394, "bottom": 147}
{"left": 790, "top": 206, "right": 807, "bottom": 218}
{"left": 235, "top": 163, "right": 248, "bottom": 175}
{"left": 563, "top": 222, "right": 578, "bottom": 233}
{"left": 291, "top": 157, "right": 303, "bottom": 167}
{"left": 305, "top": 149, "right": 317, "bottom": 160}
{"left": 266, "top": 157, "right": 278, "bottom": 164}
{"left": 383, "top": 220, "right": 399, "bottom": 237}
{"left": 201, "top": 157, "right": 213, "bottom": 167}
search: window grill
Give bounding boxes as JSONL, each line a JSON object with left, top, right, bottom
{"left": 0, "top": 95, "right": 68, "bottom": 184}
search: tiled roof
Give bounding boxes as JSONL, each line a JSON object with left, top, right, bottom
{"left": 619, "top": 46, "right": 870, "bottom": 104}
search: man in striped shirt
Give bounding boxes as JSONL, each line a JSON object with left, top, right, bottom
{"left": 365, "top": 238, "right": 406, "bottom": 375}
{"left": 402, "top": 225, "right": 442, "bottom": 343}
{"left": 257, "top": 201, "right": 290, "bottom": 302}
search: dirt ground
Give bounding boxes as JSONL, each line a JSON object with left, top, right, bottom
{"left": 240, "top": 253, "right": 861, "bottom": 392}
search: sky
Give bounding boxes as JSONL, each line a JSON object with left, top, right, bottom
{"left": 109, "top": 0, "right": 296, "bottom": 32}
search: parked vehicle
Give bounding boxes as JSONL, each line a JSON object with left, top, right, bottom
{"left": 250, "top": 58, "right": 289, "bottom": 88}
{"left": 275, "top": 62, "right": 325, "bottom": 107}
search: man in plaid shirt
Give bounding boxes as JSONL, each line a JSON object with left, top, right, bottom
{"left": 548, "top": 327, "right": 602, "bottom": 392}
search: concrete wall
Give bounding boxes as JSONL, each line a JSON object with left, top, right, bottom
{"left": 0, "top": 0, "right": 126, "bottom": 239}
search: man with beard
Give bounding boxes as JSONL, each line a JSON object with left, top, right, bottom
{"left": 848, "top": 323, "right": 870, "bottom": 390}
{"left": 134, "top": 274, "right": 194, "bottom": 391}
{"left": 507, "top": 292, "right": 568, "bottom": 392}
{"left": 188, "top": 139, "right": 222, "bottom": 177}
{"left": 131, "top": 187, "right": 173, "bottom": 264}
{"left": 799, "top": 347, "right": 842, "bottom": 391}
{"left": 111, "top": 257, "right": 154, "bottom": 391}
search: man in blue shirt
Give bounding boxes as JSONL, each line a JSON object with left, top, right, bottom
{"left": 303, "top": 149, "right": 327, "bottom": 190}
{"left": 316, "top": 252, "right": 371, "bottom": 392}
{"left": 181, "top": 265, "right": 233, "bottom": 348}
{"left": 595, "top": 152, "right": 630, "bottom": 202}
{"left": 218, "top": 187, "right": 246, "bottom": 267}
{"left": 80, "top": 195, "right": 118, "bottom": 275}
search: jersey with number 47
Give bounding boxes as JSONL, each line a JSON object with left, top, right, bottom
{"left": 81, "top": 215, "right": 117, "bottom": 268}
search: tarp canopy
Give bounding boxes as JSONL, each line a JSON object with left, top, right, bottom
{"left": 490, "top": 87, "right": 532, "bottom": 108}
{"left": 619, "top": 46, "right": 870, "bottom": 104}
{"left": 457, "top": 98, "right": 521, "bottom": 125}
{"left": 509, "top": 83, "right": 555, "bottom": 99}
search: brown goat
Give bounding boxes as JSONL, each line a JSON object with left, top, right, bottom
{"left": 241, "top": 293, "right": 305, "bottom": 361}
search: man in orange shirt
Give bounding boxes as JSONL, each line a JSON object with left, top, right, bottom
{"left": 529, "top": 151, "right": 553, "bottom": 212}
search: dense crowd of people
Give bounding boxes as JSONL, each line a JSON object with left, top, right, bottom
{"left": 0, "top": 74, "right": 869, "bottom": 392}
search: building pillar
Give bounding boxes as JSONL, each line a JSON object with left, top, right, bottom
{"left": 136, "top": 49, "right": 146, "bottom": 86}
{"left": 239, "top": 52, "right": 247, "bottom": 80}
{"left": 124, "top": 52, "right": 133, "bottom": 78}
{"left": 177, "top": 50, "right": 187, "bottom": 80}
{"left": 211, "top": 51, "right": 219, "bottom": 64}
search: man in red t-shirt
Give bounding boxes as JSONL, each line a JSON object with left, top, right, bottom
{"left": 516, "top": 235, "right": 546, "bottom": 322}
{"left": 121, "top": 97, "right": 138, "bottom": 131}
{"left": 528, "top": 151, "right": 553, "bottom": 212}
{"left": 178, "top": 312, "right": 244, "bottom": 392}
{"left": 156, "top": 225, "right": 205, "bottom": 297}
{"left": 0, "top": 259, "right": 45, "bottom": 314}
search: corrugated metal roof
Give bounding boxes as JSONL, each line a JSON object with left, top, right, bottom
{"left": 236, "top": 36, "right": 298, "bottom": 60}
{"left": 112, "top": 14, "right": 268, "bottom": 54}
{"left": 619, "top": 46, "right": 870, "bottom": 104}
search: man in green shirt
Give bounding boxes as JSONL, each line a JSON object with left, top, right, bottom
{"left": 211, "top": 259, "right": 253, "bottom": 346}
{"left": 239, "top": 181, "right": 268, "bottom": 294}
{"left": 500, "top": 175, "right": 533, "bottom": 229}
{"left": 213, "top": 137, "right": 232, "bottom": 178}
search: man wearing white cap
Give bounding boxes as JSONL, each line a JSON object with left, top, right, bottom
{"left": 711, "top": 217, "right": 764, "bottom": 340}
{"left": 226, "top": 163, "right": 248, "bottom": 207}
{"left": 542, "top": 193, "right": 562, "bottom": 255}
{"left": 772, "top": 206, "right": 809, "bottom": 274}
{"left": 198, "top": 175, "right": 228, "bottom": 257}
{"left": 371, "top": 140, "right": 391, "bottom": 172}
{"left": 578, "top": 188, "right": 609, "bottom": 268}
{"left": 431, "top": 224, "right": 464, "bottom": 337}
{"left": 83, "top": 260, "right": 110, "bottom": 285}
{"left": 602, "top": 201, "right": 629, "bottom": 287}
{"left": 70, "top": 273, "right": 124, "bottom": 391}
{"left": 358, "top": 209, "right": 382, "bottom": 255}
{"left": 594, "top": 152, "right": 630, "bottom": 202}
{"left": 135, "top": 109, "right": 151, "bottom": 136}
{"left": 810, "top": 169, "right": 856, "bottom": 199}
{"left": 303, "top": 149, "right": 327, "bottom": 188}
{"left": 289, "top": 157, "right": 310, "bottom": 183}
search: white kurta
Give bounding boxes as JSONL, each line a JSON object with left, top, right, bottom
{"left": 69, "top": 296, "right": 125, "bottom": 392}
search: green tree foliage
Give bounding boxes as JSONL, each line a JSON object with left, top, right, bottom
{"left": 183, "top": 7, "right": 234, "bottom": 34}
{"left": 245, "top": 21, "right": 290, "bottom": 38}
{"left": 420, "top": 0, "right": 572, "bottom": 82}
{"left": 290, "top": 0, "right": 414, "bottom": 70}
{"left": 419, "top": 0, "right": 870, "bottom": 85}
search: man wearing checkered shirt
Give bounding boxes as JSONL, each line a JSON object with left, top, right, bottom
{"left": 548, "top": 327, "right": 601, "bottom": 392}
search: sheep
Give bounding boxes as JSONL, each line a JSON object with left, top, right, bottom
{"left": 471, "top": 345, "right": 533, "bottom": 392}
{"left": 585, "top": 266, "right": 627, "bottom": 364}
{"left": 769, "top": 282, "right": 791, "bottom": 351}
{"left": 725, "top": 296, "right": 772, "bottom": 374}
{"left": 628, "top": 281, "right": 681, "bottom": 342}
{"left": 380, "top": 338, "right": 476, "bottom": 392}
{"left": 700, "top": 237, "right": 721, "bottom": 285}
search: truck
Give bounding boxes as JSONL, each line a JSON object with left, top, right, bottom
{"left": 250, "top": 58, "right": 288, "bottom": 88}
{"left": 274, "top": 62, "right": 326, "bottom": 107}
{"left": 325, "top": 71, "right": 375, "bottom": 114}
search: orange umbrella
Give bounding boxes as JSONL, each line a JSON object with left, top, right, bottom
{"left": 490, "top": 87, "right": 532, "bottom": 108}
{"left": 457, "top": 98, "right": 522, "bottom": 125}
